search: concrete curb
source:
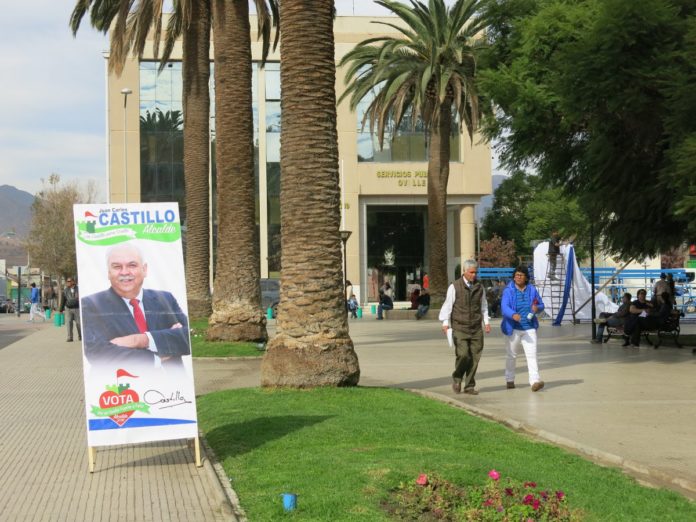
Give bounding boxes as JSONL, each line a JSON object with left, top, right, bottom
{"left": 200, "top": 434, "right": 247, "bottom": 521}
{"left": 409, "top": 389, "right": 696, "bottom": 500}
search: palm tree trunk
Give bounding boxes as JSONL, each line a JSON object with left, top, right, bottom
{"left": 260, "top": 0, "right": 360, "bottom": 387}
{"left": 207, "top": 0, "right": 267, "bottom": 342}
{"left": 182, "top": 0, "right": 212, "bottom": 319}
{"left": 427, "top": 104, "right": 452, "bottom": 308}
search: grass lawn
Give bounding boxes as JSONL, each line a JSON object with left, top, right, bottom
{"left": 189, "top": 318, "right": 265, "bottom": 358}
{"left": 198, "top": 387, "right": 696, "bottom": 521}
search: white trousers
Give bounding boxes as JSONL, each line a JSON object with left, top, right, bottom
{"left": 505, "top": 329, "right": 540, "bottom": 385}
{"left": 29, "top": 303, "right": 44, "bottom": 322}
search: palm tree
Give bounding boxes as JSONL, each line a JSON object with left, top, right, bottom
{"left": 70, "top": 0, "right": 214, "bottom": 319}
{"left": 260, "top": 0, "right": 360, "bottom": 387}
{"left": 339, "top": 0, "right": 488, "bottom": 305}
{"left": 71, "top": 1, "right": 279, "bottom": 325}
{"left": 207, "top": 0, "right": 279, "bottom": 342}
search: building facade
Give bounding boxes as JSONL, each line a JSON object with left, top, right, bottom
{"left": 105, "top": 16, "right": 492, "bottom": 303}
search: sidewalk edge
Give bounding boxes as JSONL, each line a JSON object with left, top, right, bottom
{"left": 408, "top": 388, "right": 696, "bottom": 500}
{"left": 200, "top": 434, "right": 247, "bottom": 521}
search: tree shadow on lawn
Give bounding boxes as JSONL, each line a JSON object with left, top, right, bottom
{"left": 205, "top": 415, "right": 334, "bottom": 459}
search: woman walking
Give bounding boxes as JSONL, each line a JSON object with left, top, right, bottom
{"left": 501, "top": 266, "right": 546, "bottom": 392}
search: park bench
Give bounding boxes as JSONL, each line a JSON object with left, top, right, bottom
{"left": 383, "top": 308, "right": 437, "bottom": 320}
{"left": 604, "top": 310, "right": 682, "bottom": 349}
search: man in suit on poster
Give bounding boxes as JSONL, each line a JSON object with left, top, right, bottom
{"left": 81, "top": 242, "right": 190, "bottom": 368}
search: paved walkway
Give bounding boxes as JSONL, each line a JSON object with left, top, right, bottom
{"left": 2, "top": 313, "right": 695, "bottom": 520}
{"left": 0, "top": 315, "right": 235, "bottom": 522}
{"left": 349, "top": 317, "right": 696, "bottom": 498}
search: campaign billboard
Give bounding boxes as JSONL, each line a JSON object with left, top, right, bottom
{"left": 74, "top": 203, "right": 198, "bottom": 447}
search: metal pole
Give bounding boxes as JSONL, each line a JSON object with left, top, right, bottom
{"left": 590, "top": 224, "right": 596, "bottom": 339}
{"left": 121, "top": 88, "right": 132, "bottom": 203}
{"left": 343, "top": 238, "right": 348, "bottom": 291}
{"left": 16, "top": 267, "right": 21, "bottom": 318}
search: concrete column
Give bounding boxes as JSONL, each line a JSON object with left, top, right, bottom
{"left": 459, "top": 205, "right": 476, "bottom": 263}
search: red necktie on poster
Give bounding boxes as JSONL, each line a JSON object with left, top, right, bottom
{"left": 129, "top": 298, "right": 148, "bottom": 333}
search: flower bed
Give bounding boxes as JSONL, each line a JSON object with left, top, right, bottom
{"left": 383, "top": 470, "right": 583, "bottom": 521}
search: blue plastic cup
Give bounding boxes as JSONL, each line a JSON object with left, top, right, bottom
{"left": 282, "top": 493, "right": 297, "bottom": 511}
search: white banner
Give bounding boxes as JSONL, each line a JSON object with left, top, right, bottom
{"left": 74, "top": 203, "right": 198, "bottom": 447}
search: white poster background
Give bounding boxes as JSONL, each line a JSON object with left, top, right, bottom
{"left": 74, "top": 203, "right": 198, "bottom": 447}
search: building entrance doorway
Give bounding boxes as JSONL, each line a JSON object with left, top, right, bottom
{"left": 366, "top": 205, "right": 427, "bottom": 302}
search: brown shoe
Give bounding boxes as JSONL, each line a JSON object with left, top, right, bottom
{"left": 506, "top": 382, "right": 515, "bottom": 389}
{"left": 531, "top": 381, "right": 545, "bottom": 392}
{"left": 451, "top": 381, "right": 461, "bottom": 394}
{"left": 463, "top": 388, "right": 479, "bottom": 395}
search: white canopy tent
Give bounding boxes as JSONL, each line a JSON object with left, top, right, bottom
{"left": 533, "top": 242, "right": 618, "bottom": 323}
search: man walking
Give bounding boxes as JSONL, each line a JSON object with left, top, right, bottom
{"left": 60, "top": 277, "right": 81, "bottom": 342}
{"left": 439, "top": 259, "right": 491, "bottom": 395}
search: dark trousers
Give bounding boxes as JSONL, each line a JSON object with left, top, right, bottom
{"left": 595, "top": 313, "right": 624, "bottom": 340}
{"left": 377, "top": 303, "right": 392, "bottom": 319}
{"left": 65, "top": 308, "right": 81, "bottom": 341}
{"left": 630, "top": 316, "right": 661, "bottom": 346}
{"left": 452, "top": 329, "right": 484, "bottom": 390}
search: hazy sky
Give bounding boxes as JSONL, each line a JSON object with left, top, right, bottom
{"left": 0, "top": 1, "right": 449, "bottom": 197}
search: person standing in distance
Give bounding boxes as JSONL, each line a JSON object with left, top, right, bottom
{"left": 28, "top": 282, "right": 45, "bottom": 322}
{"left": 501, "top": 266, "right": 546, "bottom": 391}
{"left": 439, "top": 259, "right": 491, "bottom": 395}
{"left": 60, "top": 277, "right": 81, "bottom": 342}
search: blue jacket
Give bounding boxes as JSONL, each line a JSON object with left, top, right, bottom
{"left": 500, "top": 280, "right": 545, "bottom": 336}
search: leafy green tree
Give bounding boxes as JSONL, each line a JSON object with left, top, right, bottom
{"left": 481, "top": 170, "right": 537, "bottom": 254}
{"left": 339, "top": 0, "right": 489, "bottom": 305}
{"left": 522, "top": 187, "right": 590, "bottom": 260}
{"left": 479, "top": 0, "right": 696, "bottom": 259}
{"left": 26, "top": 174, "right": 98, "bottom": 307}
{"left": 482, "top": 170, "right": 589, "bottom": 259}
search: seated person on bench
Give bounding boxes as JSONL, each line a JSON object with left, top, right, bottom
{"left": 415, "top": 289, "right": 430, "bottom": 319}
{"left": 376, "top": 289, "right": 393, "bottom": 320}
{"left": 630, "top": 292, "right": 674, "bottom": 346}
{"left": 591, "top": 292, "right": 631, "bottom": 344}
{"left": 623, "top": 289, "right": 653, "bottom": 347}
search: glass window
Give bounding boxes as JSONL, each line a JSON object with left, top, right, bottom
{"left": 265, "top": 62, "right": 280, "bottom": 100}
{"left": 266, "top": 132, "right": 280, "bottom": 163}
{"left": 265, "top": 101, "right": 281, "bottom": 133}
{"left": 140, "top": 63, "right": 157, "bottom": 101}
{"left": 266, "top": 162, "right": 281, "bottom": 275}
{"left": 355, "top": 90, "right": 461, "bottom": 162}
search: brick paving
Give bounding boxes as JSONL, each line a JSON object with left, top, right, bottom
{"left": 0, "top": 316, "right": 235, "bottom": 522}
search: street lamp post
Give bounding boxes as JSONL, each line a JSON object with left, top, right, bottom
{"left": 121, "top": 88, "right": 132, "bottom": 203}
{"left": 339, "top": 230, "right": 352, "bottom": 294}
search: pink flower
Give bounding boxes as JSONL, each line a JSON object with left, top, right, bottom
{"left": 540, "top": 491, "right": 549, "bottom": 500}
{"left": 532, "top": 499, "right": 541, "bottom": 511}
{"left": 523, "top": 494, "right": 535, "bottom": 505}
{"left": 484, "top": 498, "right": 494, "bottom": 507}
{"left": 416, "top": 474, "right": 429, "bottom": 486}
{"left": 556, "top": 490, "right": 565, "bottom": 500}
{"left": 488, "top": 469, "right": 501, "bottom": 481}
{"left": 505, "top": 488, "right": 514, "bottom": 496}
{"left": 524, "top": 481, "right": 537, "bottom": 488}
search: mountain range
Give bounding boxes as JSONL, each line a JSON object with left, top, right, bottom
{"left": 0, "top": 185, "right": 33, "bottom": 266}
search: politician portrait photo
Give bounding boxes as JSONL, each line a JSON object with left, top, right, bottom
{"left": 80, "top": 241, "right": 190, "bottom": 369}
